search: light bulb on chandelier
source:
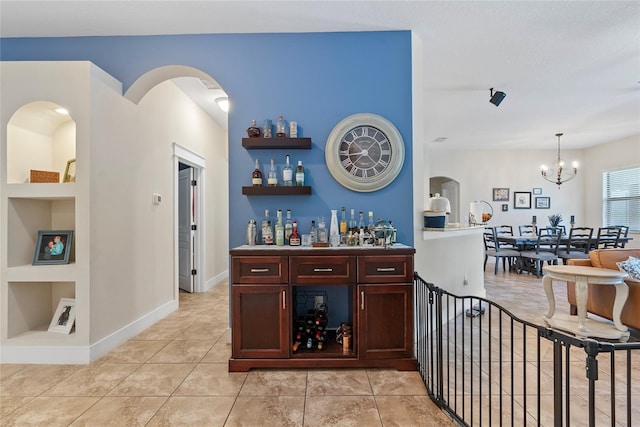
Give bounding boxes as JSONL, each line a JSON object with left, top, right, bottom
{"left": 540, "top": 133, "right": 578, "bottom": 188}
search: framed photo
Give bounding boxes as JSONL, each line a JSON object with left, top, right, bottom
{"left": 33, "top": 230, "right": 73, "bottom": 265}
{"left": 501, "top": 203, "right": 508, "bottom": 212}
{"left": 535, "top": 196, "right": 551, "bottom": 209}
{"left": 48, "top": 298, "right": 76, "bottom": 334}
{"left": 63, "top": 158, "right": 76, "bottom": 183}
{"left": 492, "top": 187, "right": 510, "bottom": 201}
{"left": 532, "top": 187, "right": 542, "bottom": 195}
{"left": 513, "top": 191, "right": 532, "bottom": 209}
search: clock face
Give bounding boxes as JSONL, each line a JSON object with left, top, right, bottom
{"left": 325, "top": 113, "right": 404, "bottom": 192}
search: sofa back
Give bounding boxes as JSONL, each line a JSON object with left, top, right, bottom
{"left": 588, "top": 248, "right": 640, "bottom": 271}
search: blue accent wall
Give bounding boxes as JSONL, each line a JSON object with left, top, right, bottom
{"left": 1, "top": 31, "right": 413, "bottom": 248}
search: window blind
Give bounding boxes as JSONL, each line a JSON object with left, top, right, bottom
{"left": 602, "top": 167, "right": 640, "bottom": 231}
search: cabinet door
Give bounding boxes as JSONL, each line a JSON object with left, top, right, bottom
{"left": 232, "top": 284, "right": 289, "bottom": 359}
{"left": 358, "top": 284, "right": 413, "bottom": 359}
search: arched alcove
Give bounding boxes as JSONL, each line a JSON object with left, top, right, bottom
{"left": 430, "top": 176, "right": 460, "bottom": 223}
{"left": 7, "top": 100, "right": 76, "bottom": 184}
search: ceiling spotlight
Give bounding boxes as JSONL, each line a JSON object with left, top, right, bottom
{"left": 489, "top": 88, "right": 506, "bottom": 107}
{"left": 54, "top": 107, "right": 69, "bottom": 115}
{"left": 215, "top": 97, "right": 229, "bottom": 112}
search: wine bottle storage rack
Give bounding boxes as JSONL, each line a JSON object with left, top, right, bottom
{"left": 242, "top": 137, "right": 311, "bottom": 150}
{"left": 242, "top": 186, "right": 311, "bottom": 195}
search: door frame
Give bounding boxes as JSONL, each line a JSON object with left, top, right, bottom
{"left": 173, "top": 143, "right": 205, "bottom": 297}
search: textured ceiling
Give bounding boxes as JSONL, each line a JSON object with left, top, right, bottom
{"left": 1, "top": 1, "right": 638, "bottom": 151}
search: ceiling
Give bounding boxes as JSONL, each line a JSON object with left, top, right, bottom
{"left": 1, "top": 1, "right": 638, "bottom": 151}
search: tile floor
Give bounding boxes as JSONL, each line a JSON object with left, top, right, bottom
{"left": 1, "top": 280, "right": 454, "bottom": 426}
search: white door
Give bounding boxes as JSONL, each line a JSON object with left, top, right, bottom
{"left": 178, "top": 165, "right": 195, "bottom": 292}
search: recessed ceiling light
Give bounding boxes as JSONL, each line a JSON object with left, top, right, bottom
{"left": 54, "top": 107, "right": 69, "bottom": 115}
{"left": 215, "top": 97, "right": 229, "bottom": 112}
{"left": 434, "top": 137, "right": 448, "bottom": 143}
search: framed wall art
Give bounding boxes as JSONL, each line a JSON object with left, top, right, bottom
{"left": 535, "top": 196, "right": 551, "bottom": 209}
{"left": 48, "top": 298, "right": 76, "bottom": 334}
{"left": 492, "top": 188, "right": 510, "bottom": 201}
{"left": 532, "top": 187, "right": 542, "bottom": 195}
{"left": 513, "top": 191, "right": 532, "bottom": 209}
{"left": 501, "top": 204, "right": 508, "bottom": 212}
{"left": 32, "top": 230, "right": 74, "bottom": 265}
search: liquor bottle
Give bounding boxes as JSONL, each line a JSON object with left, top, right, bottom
{"left": 358, "top": 211, "right": 365, "bottom": 246}
{"left": 251, "top": 158, "right": 263, "bottom": 187}
{"left": 295, "top": 161, "right": 305, "bottom": 186}
{"left": 309, "top": 220, "right": 317, "bottom": 243}
{"left": 282, "top": 155, "right": 293, "bottom": 186}
{"left": 268, "top": 158, "right": 278, "bottom": 186}
{"left": 247, "top": 119, "right": 261, "bottom": 138}
{"left": 276, "top": 115, "right": 287, "bottom": 137}
{"left": 284, "top": 209, "right": 293, "bottom": 244}
{"left": 349, "top": 208, "right": 357, "bottom": 233}
{"left": 317, "top": 217, "right": 328, "bottom": 243}
{"left": 275, "top": 210, "right": 284, "bottom": 246}
{"left": 367, "top": 211, "right": 375, "bottom": 245}
{"left": 262, "top": 209, "right": 273, "bottom": 245}
{"left": 289, "top": 220, "right": 301, "bottom": 246}
{"left": 339, "top": 207, "right": 348, "bottom": 242}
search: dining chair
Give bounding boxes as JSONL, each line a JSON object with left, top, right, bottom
{"left": 558, "top": 227, "right": 593, "bottom": 264}
{"left": 615, "top": 225, "right": 630, "bottom": 248}
{"left": 518, "top": 227, "right": 562, "bottom": 278}
{"left": 596, "top": 226, "right": 622, "bottom": 249}
{"left": 518, "top": 224, "right": 537, "bottom": 237}
{"left": 495, "top": 225, "right": 516, "bottom": 249}
{"left": 483, "top": 227, "right": 521, "bottom": 274}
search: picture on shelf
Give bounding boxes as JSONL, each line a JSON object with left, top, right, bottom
{"left": 63, "top": 158, "right": 76, "bottom": 183}
{"left": 535, "top": 196, "right": 551, "bottom": 209}
{"left": 492, "top": 187, "right": 509, "bottom": 201}
{"left": 32, "top": 230, "right": 74, "bottom": 265}
{"left": 48, "top": 297, "right": 76, "bottom": 334}
{"left": 513, "top": 191, "right": 532, "bottom": 209}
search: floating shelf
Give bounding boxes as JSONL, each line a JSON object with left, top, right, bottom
{"left": 242, "top": 137, "right": 311, "bottom": 150}
{"left": 242, "top": 186, "right": 312, "bottom": 196}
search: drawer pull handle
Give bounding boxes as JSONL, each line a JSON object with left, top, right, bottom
{"left": 282, "top": 290, "right": 286, "bottom": 310}
{"left": 250, "top": 268, "right": 270, "bottom": 273}
{"left": 361, "top": 291, "right": 365, "bottom": 310}
{"left": 313, "top": 268, "right": 333, "bottom": 272}
{"left": 377, "top": 267, "right": 396, "bottom": 272}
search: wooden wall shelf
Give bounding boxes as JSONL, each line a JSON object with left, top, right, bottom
{"left": 242, "top": 137, "right": 311, "bottom": 150}
{"left": 242, "top": 186, "right": 312, "bottom": 196}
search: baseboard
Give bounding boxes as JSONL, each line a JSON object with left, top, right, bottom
{"left": 203, "top": 269, "right": 228, "bottom": 291}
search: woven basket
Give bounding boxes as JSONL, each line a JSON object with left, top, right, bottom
{"left": 30, "top": 170, "right": 60, "bottom": 183}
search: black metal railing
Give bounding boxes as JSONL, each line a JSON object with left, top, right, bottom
{"left": 414, "top": 273, "right": 639, "bottom": 426}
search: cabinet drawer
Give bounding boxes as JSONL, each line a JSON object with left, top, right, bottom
{"left": 290, "top": 255, "right": 356, "bottom": 284}
{"left": 358, "top": 255, "right": 413, "bottom": 283}
{"left": 232, "top": 256, "right": 289, "bottom": 284}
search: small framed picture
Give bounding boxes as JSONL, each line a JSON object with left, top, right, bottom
{"left": 532, "top": 187, "right": 542, "bottom": 195}
{"left": 33, "top": 230, "right": 74, "bottom": 265}
{"left": 513, "top": 191, "right": 532, "bottom": 209}
{"left": 492, "top": 188, "right": 510, "bottom": 201}
{"left": 48, "top": 298, "right": 76, "bottom": 334}
{"left": 63, "top": 158, "right": 76, "bottom": 183}
{"left": 501, "top": 203, "right": 508, "bottom": 212}
{"left": 535, "top": 196, "right": 551, "bottom": 209}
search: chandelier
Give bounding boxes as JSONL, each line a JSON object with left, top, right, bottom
{"left": 540, "top": 133, "right": 578, "bottom": 188}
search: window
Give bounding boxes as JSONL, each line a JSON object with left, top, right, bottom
{"left": 603, "top": 167, "right": 640, "bottom": 231}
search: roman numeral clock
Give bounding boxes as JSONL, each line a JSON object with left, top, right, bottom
{"left": 325, "top": 113, "right": 405, "bottom": 192}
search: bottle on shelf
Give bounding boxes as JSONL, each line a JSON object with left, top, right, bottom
{"left": 339, "top": 207, "right": 347, "bottom": 244}
{"left": 309, "top": 220, "right": 317, "bottom": 244}
{"left": 263, "top": 119, "right": 272, "bottom": 138}
{"left": 276, "top": 115, "right": 287, "bottom": 138}
{"left": 358, "top": 211, "right": 365, "bottom": 246}
{"left": 289, "top": 220, "right": 301, "bottom": 246}
{"left": 282, "top": 155, "right": 293, "bottom": 186}
{"left": 247, "top": 119, "right": 261, "bottom": 138}
{"left": 295, "top": 161, "right": 305, "bottom": 186}
{"left": 367, "top": 211, "right": 375, "bottom": 245}
{"left": 262, "top": 209, "right": 273, "bottom": 245}
{"left": 275, "top": 210, "right": 284, "bottom": 246}
{"left": 285, "top": 209, "right": 293, "bottom": 244}
{"left": 317, "top": 217, "right": 328, "bottom": 243}
{"left": 349, "top": 208, "right": 357, "bottom": 233}
{"left": 268, "top": 158, "right": 278, "bottom": 186}
{"left": 251, "top": 158, "right": 263, "bottom": 187}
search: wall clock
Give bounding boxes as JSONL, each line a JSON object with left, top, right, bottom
{"left": 325, "top": 113, "right": 405, "bottom": 192}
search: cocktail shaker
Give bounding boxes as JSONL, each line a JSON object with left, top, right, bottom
{"left": 247, "top": 219, "right": 257, "bottom": 246}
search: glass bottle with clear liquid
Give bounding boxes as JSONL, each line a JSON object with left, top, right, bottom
{"left": 268, "top": 158, "right": 278, "bottom": 186}
{"left": 282, "top": 155, "right": 293, "bottom": 186}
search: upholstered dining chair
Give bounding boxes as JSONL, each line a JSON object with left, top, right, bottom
{"left": 558, "top": 227, "right": 593, "bottom": 264}
{"left": 483, "top": 227, "right": 521, "bottom": 274}
{"left": 518, "top": 227, "right": 562, "bottom": 278}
